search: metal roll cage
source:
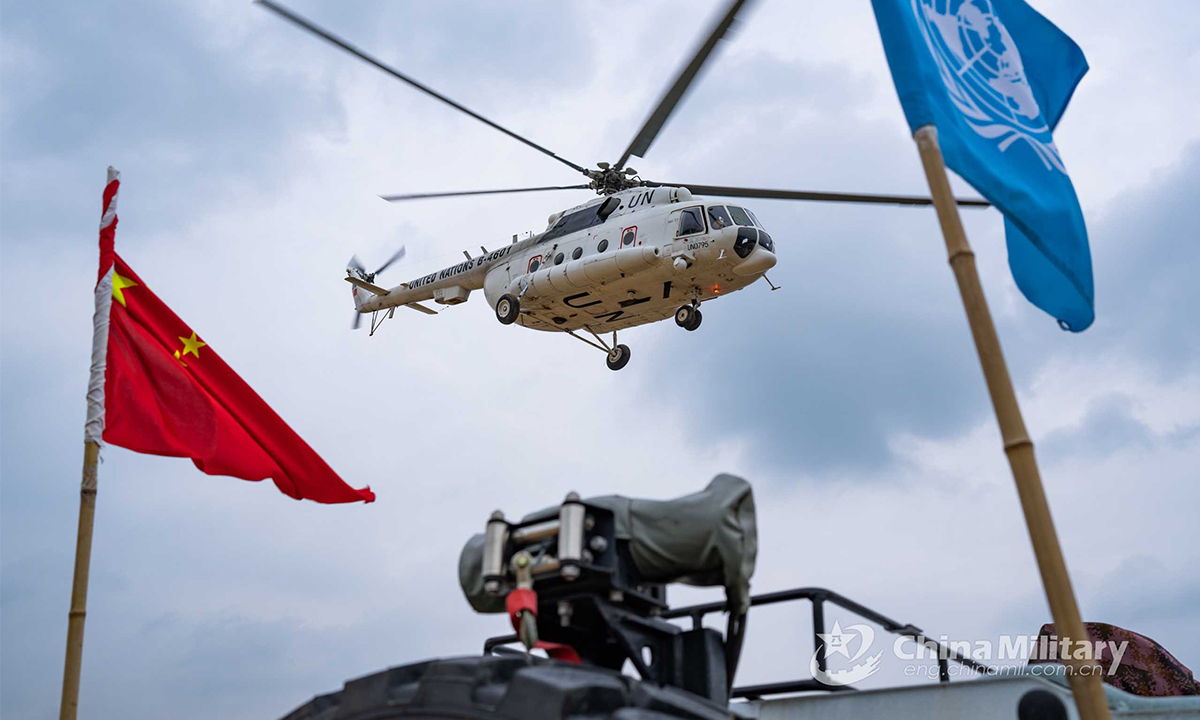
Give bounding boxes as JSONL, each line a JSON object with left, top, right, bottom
{"left": 486, "top": 585, "right": 994, "bottom": 700}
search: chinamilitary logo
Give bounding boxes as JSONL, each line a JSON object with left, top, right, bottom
{"left": 809, "top": 621, "right": 884, "bottom": 686}
{"left": 912, "top": 0, "right": 1065, "bottom": 173}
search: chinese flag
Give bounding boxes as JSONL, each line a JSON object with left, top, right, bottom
{"left": 84, "top": 168, "right": 373, "bottom": 503}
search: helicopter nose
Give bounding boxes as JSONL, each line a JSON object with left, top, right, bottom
{"left": 732, "top": 228, "right": 777, "bottom": 276}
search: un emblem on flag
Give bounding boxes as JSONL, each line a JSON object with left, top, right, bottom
{"left": 912, "top": 0, "right": 1065, "bottom": 173}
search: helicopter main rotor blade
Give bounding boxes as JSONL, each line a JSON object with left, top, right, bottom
{"left": 645, "top": 182, "right": 991, "bottom": 208}
{"left": 256, "top": 0, "right": 587, "bottom": 175}
{"left": 373, "top": 246, "right": 407, "bottom": 276}
{"left": 614, "top": 0, "right": 755, "bottom": 170}
{"left": 380, "top": 184, "right": 591, "bottom": 203}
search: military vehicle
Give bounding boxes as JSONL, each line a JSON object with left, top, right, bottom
{"left": 278, "top": 478, "right": 1200, "bottom": 720}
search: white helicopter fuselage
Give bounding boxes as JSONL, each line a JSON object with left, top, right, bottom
{"left": 352, "top": 186, "right": 778, "bottom": 338}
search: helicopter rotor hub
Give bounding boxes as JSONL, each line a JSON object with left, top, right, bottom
{"left": 586, "top": 165, "right": 641, "bottom": 195}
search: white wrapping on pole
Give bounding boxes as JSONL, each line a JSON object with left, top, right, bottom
{"left": 83, "top": 167, "right": 119, "bottom": 447}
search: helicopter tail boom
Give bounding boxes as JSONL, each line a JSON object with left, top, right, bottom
{"left": 346, "top": 276, "right": 439, "bottom": 325}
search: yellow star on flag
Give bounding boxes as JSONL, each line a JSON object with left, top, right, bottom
{"left": 111, "top": 270, "right": 137, "bottom": 307}
{"left": 178, "top": 332, "right": 207, "bottom": 358}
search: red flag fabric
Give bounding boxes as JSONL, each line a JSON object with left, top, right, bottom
{"left": 86, "top": 169, "right": 373, "bottom": 503}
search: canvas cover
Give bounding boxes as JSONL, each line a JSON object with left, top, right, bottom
{"left": 460, "top": 474, "right": 757, "bottom": 615}
{"left": 1030, "top": 622, "right": 1200, "bottom": 697}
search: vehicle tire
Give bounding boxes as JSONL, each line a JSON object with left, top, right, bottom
{"left": 279, "top": 655, "right": 729, "bottom": 720}
{"left": 674, "top": 305, "right": 695, "bottom": 328}
{"left": 685, "top": 309, "right": 703, "bottom": 331}
{"left": 606, "top": 344, "right": 631, "bottom": 371}
{"left": 496, "top": 294, "right": 520, "bottom": 325}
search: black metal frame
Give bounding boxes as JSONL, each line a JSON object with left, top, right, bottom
{"left": 485, "top": 585, "right": 994, "bottom": 701}
{"left": 663, "top": 586, "right": 994, "bottom": 699}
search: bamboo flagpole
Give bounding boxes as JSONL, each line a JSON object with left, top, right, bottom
{"left": 60, "top": 167, "right": 121, "bottom": 720}
{"left": 913, "top": 126, "right": 1110, "bottom": 720}
{"left": 60, "top": 442, "right": 100, "bottom": 720}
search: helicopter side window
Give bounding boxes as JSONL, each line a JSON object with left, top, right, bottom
{"left": 676, "top": 207, "right": 705, "bottom": 237}
{"left": 707, "top": 205, "right": 732, "bottom": 230}
{"left": 727, "top": 206, "right": 754, "bottom": 227}
{"left": 572, "top": 247, "right": 583, "bottom": 260}
{"left": 597, "top": 238, "right": 609, "bottom": 252}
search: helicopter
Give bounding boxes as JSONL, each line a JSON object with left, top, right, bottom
{"left": 260, "top": 0, "right": 988, "bottom": 371}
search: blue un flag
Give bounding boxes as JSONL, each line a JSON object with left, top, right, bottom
{"left": 871, "top": 0, "right": 1094, "bottom": 331}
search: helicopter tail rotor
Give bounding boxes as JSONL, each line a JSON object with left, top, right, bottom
{"left": 347, "top": 246, "right": 405, "bottom": 329}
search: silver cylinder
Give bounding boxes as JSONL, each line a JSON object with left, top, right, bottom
{"left": 558, "top": 492, "right": 585, "bottom": 581}
{"left": 482, "top": 511, "right": 508, "bottom": 594}
{"left": 511, "top": 519, "right": 560, "bottom": 545}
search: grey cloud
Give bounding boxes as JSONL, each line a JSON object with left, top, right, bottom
{"left": 639, "top": 50, "right": 1200, "bottom": 478}
{"left": 4, "top": 3, "right": 1199, "bottom": 719}
{"left": 2, "top": 600, "right": 501, "bottom": 720}
{"left": 637, "top": 51, "right": 992, "bottom": 476}
{"left": 1087, "top": 143, "right": 1200, "bottom": 375}
{"left": 1080, "top": 556, "right": 1200, "bottom": 667}
{"left": 1, "top": 0, "right": 347, "bottom": 249}
{"left": 1090, "top": 556, "right": 1200, "bottom": 628}
{"left": 1039, "top": 394, "right": 1156, "bottom": 462}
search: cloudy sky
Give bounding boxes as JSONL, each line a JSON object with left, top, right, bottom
{"left": 2, "top": 1, "right": 1198, "bottom": 717}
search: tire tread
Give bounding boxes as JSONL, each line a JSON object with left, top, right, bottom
{"left": 280, "top": 655, "right": 728, "bottom": 720}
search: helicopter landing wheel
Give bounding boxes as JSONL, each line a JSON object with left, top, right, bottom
{"left": 495, "top": 294, "right": 520, "bottom": 325}
{"left": 685, "top": 308, "right": 702, "bottom": 331}
{"left": 674, "top": 305, "right": 696, "bottom": 329}
{"left": 606, "top": 344, "right": 631, "bottom": 371}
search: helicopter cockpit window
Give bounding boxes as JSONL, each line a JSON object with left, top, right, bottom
{"left": 746, "top": 208, "right": 766, "bottom": 229}
{"left": 707, "top": 205, "right": 732, "bottom": 230}
{"left": 727, "top": 206, "right": 754, "bottom": 227}
{"left": 676, "top": 207, "right": 705, "bottom": 237}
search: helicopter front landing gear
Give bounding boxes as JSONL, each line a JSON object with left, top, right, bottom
{"left": 495, "top": 294, "right": 520, "bottom": 325}
{"left": 565, "top": 327, "right": 632, "bottom": 371}
{"left": 606, "top": 344, "right": 631, "bottom": 371}
{"left": 674, "top": 303, "right": 702, "bottom": 332}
